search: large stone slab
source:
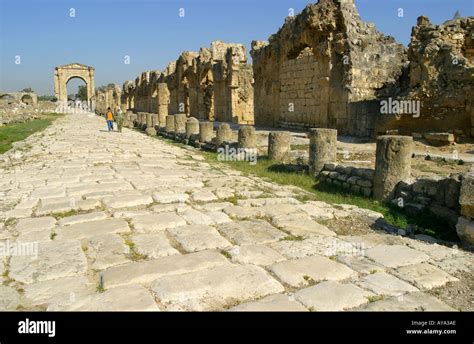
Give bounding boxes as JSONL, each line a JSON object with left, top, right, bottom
{"left": 131, "top": 233, "right": 179, "bottom": 259}
{"left": 66, "top": 284, "right": 160, "bottom": 311}
{"left": 103, "top": 194, "right": 153, "bottom": 209}
{"left": 269, "top": 255, "right": 357, "bottom": 288}
{"left": 168, "top": 225, "right": 232, "bottom": 252}
{"left": 9, "top": 240, "right": 88, "bottom": 283}
{"left": 229, "top": 294, "right": 307, "bottom": 311}
{"left": 0, "top": 285, "right": 21, "bottom": 310}
{"left": 24, "top": 275, "right": 94, "bottom": 309}
{"left": 15, "top": 217, "right": 56, "bottom": 232}
{"left": 360, "top": 292, "right": 456, "bottom": 311}
{"left": 87, "top": 234, "right": 129, "bottom": 270}
{"left": 225, "top": 244, "right": 286, "bottom": 267}
{"left": 152, "top": 191, "right": 189, "bottom": 204}
{"left": 365, "top": 245, "right": 430, "bottom": 268}
{"left": 394, "top": 263, "right": 458, "bottom": 290}
{"left": 223, "top": 206, "right": 263, "bottom": 220}
{"left": 151, "top": 264, "right": 284, "bottom": 310}
{"left": 218, "top": 220, "right": 286, "bottom": 245}
{"left": 296, "top": 203, "right": 335, "bottom": 221}
{"left": 258, "top": 204, "right": 302, "bottom": 218}
{"left": 205, "top": 211, "right": 232, "bottom": 224}
{"left": 336, "top": 255, "right": 385, "bottom": 274}
{"left": 101, "top": 250, "right": 229, "bottom": 289}
{"left": 356, "top": 272, "right": 419, "bottom": 296}
{"left": 58, "top": 211, "right": 107, "bottom": 226}
{"left": 191, "top": 190, "right": 218, "bottom": 202}
{"left": 136, "top": 212, "right": 187, "bottom": 233}
{"left": 271, "top": 213, "right": 336, "bottom": 237}
{"left": 55, "top": 218, "right": 130, "bottom": 240}
{"left": 177, "top": 208, "right": 214, "bottom": 225}
{"left": 269, "top": 236, "right": 357, "bottom": 259}
{"left": 295, "top": 281, "right": 374, "bottom": 311}
{"left": 431, "top": 256, "right": 473, "bottom": 274}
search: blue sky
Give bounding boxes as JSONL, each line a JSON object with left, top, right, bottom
{"left": 1, "top": 0, "right": 472, "bottom": 95}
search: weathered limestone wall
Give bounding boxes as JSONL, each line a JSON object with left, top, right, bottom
{"left": 319, "top": 163, "right": 374, "bottom": 197}
{"left": 95, "top": 84, "right": 122, "bottom": 114}
{"left": 121, "top": 41, "right": 254, "bottom": 125}
{"left": 375, "top": 15, "right": 474, "bottom": 137}
{"left": 394, "top": 174, "right": 462, "bottom": 226}
{"left": 251, "top": 0, "right": 406, "bottom": 136}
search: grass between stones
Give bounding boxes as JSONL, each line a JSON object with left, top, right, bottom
{"left": 148, "top": 133, "right": 455, "bottom": 241}
{"left": 198, "top": 151, "right": 456, "bottom": 241}
{"left": 0, "top": 112, "right": 64, "bottom": 154}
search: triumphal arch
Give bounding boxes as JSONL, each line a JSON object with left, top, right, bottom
{"left": 54, "top": 63, "right": 95, "bottom": 106}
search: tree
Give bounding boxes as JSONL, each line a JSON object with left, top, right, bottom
{"left": 20, "top": 87, "right": 34, "bottom": 93}
{"left": 76, "top": 85, "right": 88, "bottom": 101}
{"left": 453, "top": 10, "right": 461, "bottom": 19}
{"left": 38, "top": 95, "right": 56, "bottom": 101}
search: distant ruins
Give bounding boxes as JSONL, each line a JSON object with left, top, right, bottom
{"left": 114, "top": 41, "right": 254, "bottom": 125}
{"left": 95, "top": 0, "right": 473, "bottom": 138}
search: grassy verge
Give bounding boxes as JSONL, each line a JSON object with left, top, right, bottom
{"left": 0, "top": 112, "right": 64, "bottom": 154}
{"left": 199, "top": 151, "right": 456, "bottom": 241}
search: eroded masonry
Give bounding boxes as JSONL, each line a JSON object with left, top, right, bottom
{"left": 96, "top": 0, "right": 473, "bottom": 138}
{"left": 106, "top": 41, "right": 254, "bottom": 125}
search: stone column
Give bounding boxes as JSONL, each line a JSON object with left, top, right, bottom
{"left": 151, "top": 114, "right": 159, "bottom": 128}
{"left": 146, "top": 113, "right": 153, "bottom": 129}
{"left": 174, "top": 113, "right": 187, "bottom": 135}
{"left": 216, "top": 123, "right": 232, "bottom": 147}
{"left": 165, "top": 115, "right": 175, "bottom": 134}
{"left": 125, "top": 110, "right": 133, "bottom": 128}
{"left": 268, "top": 131, "right": 291, "bottom": 162}
{"left": 186, "top": 117, "right": 199, "bottom": 139}
{"left": 238, "top": 125, "right": 257, "bottom": 149}
{"left": 309, "top": 128, "right": 337, "bottom": 175}
{"left": 199, "top": 122, "right": 214, "bottom": 143}
{"left": 373, "top": 135, "right": 413, "bottom": 201}
{"left": 457, "top": 172, "right": 474, "bottom": 245}
{"left": 138, "top": 112, "right": 146, "bottom": 129}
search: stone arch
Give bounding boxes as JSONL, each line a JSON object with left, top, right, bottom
{"left": 21, "top": 94, "right": 33, "bottom": 105}
{"left": 54, "top": 63, "right": 95, "bottom": 107}
{"left": 0, "top": 94, "right": 15, "bottom": 104}
{"left": 65, "top": 75, "right": 88, "bottom": 101}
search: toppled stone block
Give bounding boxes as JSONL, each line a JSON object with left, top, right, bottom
{"left": 145, "top": 127, "right": 156, "bottom": 136}
{"left": 456, "top": 216, "right": 474, "bottom": 245}
{"left": 460, "top": 172, "right": 474, "bottom": 218}
{"left": 424, "top": 132, "right": 455, "bottom": 146}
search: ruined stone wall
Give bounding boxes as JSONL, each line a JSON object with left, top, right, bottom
{"left": 375, "top": 15, "right": 474, "bottom": 137}
{"left": 95, "top": 84, "right": 121, "bottom": 114}
{"left": 251, "top": 0, "right": 406, "bottom": 136}
{"left": 120, "top": 40, "right": 254, "bottom": 125}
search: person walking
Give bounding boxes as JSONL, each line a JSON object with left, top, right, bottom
{"left": 106, "top": 107, "right": 114, "bottom": 132}
{"left": 115, "top": 107, "right": 124, "bottom": 133}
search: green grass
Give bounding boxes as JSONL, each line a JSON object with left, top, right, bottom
{"left": 367, "top": 295, "right": 384, "bottom": 303}
{"left": 0, "top": 112, "right": 64, "bottom": 154}
{"left": 290, "top": 144, "right": 309, "bottom": 150}
{"left": 124, "top": 239, "right": 147, "bottom": 261}
{"left": 199, "top": 152, "right": 457, "bottom": 241}
{"left": 52, "top": 209, "right": 80, "bottom": 220}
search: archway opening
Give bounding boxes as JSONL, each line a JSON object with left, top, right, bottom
{"left": 66, "top": 77, "right": 88, "bottom": 108}
{"left": 21, "top": 94, "right": 33, "bottom": 105}
{"left": 0, "top": 94, "right": 15, "bottom": 105}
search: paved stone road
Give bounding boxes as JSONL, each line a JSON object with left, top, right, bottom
{"left": 0, "top": 113, "right": 472, "bottom": 311}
